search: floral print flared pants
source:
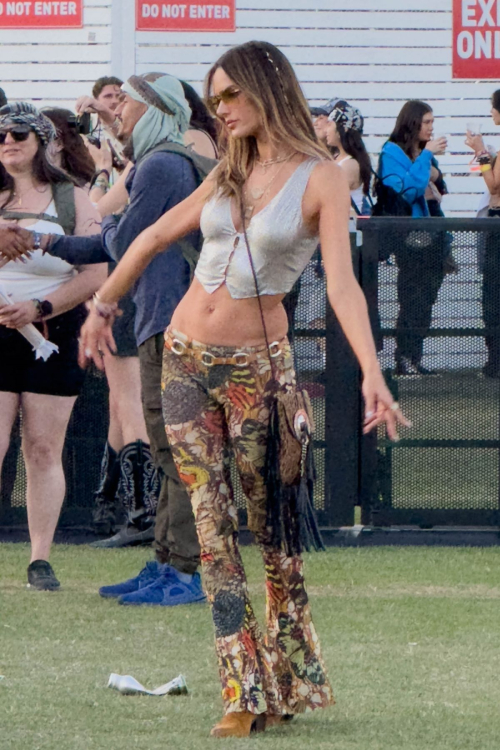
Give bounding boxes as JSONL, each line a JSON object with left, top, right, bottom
{"left": 161, "top": 328, "right": 334, "bottom": 716}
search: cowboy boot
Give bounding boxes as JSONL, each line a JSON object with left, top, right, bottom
{"left": 91, "top": 442, "right": 122, "bottom": 536}
{"left": 91, "top": 440, "right": 160, "bottom": 548}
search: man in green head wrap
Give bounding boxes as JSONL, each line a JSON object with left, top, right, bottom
{"left": 118, "top": 73, "right": 191, "bottom": 160}
{"left": 38, "top": 72, "right": 217, "bottom": 604}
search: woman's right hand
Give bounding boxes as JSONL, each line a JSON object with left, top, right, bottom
{"left": 78, "top": 305, "right": 117, "bottom": 370}
{"left": 425, "top": 137, "right": 447, "bottom": 155}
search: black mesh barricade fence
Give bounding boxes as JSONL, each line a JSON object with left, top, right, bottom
{"left": 357, "top": 217, "right": 500, "bottom": 527}
{"left": 0, "top": 246, "right": 351, "bottom": 530}
{"left": 2, "top": 218, "right": 499, "bottom": 532}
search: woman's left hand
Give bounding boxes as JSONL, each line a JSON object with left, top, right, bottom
{"left": 362, "top": 370, "right": 412, "bottom": 441}
{"left": 0, "top": 300, "right": 38, "bottom": 328}
{"left": 78, "top": 304, "right": 117, "bottom": 370}
{"left": 465, "top": 131, "right": 485, "bottom": 153}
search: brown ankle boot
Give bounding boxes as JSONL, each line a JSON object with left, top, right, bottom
{"left": 210, "top": 711, "right": 266, "bottom": 738}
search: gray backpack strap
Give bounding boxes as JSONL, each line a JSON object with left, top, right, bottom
{"left": 0, "top": 209, "right": 62, "bottom": 226}
{"left": 52, "top": 181, "right": 76, "bottom": 236}
{"left": 0, "top": 181, "right": 76, "bottom": 235}
{"left": 138, "top": 140, "right": 217, "bottom": 185}
{"left": 136, "top": 140, "right": 218, "bottom": 278}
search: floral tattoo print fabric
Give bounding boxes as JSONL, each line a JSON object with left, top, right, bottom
{"left": 161, "top": 328, "right": 334, "bottom": 716}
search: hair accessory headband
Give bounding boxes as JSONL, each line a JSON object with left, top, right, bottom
{"left": 328, "top": 102, "right": 364, "bottom": 134}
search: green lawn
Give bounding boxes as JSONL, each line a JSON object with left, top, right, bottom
{"left": 2, "top": 544, "right": 500, "bottom": 749}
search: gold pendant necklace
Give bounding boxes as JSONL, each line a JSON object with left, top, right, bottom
{"left": 244, "top": 156, "right": 292, "bottom": 219}
{"left": 256, "top": 152, "right": 294, "bottom": 173}
{"left": 12, "top": 184, "right": 38, "bottom": 208}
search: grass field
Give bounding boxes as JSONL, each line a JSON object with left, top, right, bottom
{"left": 2, "top": 543, "right": 500, "bottom": 749}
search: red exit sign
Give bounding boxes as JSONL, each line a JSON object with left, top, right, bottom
{"left": 453, "top": 0, "right": 500, "bottom": 78}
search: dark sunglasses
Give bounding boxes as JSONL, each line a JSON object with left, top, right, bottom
{"left": 206, "top": 87, "right": 241, "bottom": 115}
{"left": 0, "top": 128, "right": 31, "bottom": 144}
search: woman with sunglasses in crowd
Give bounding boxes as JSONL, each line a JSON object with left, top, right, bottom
{"left": 73, "top": 41, "right": 407, "bottom": 737}
{"left": 465, "top": 89, "right": 500, "bottom": 378}
{"left": 0, "top": 103, "right": 105, "bottom": 591}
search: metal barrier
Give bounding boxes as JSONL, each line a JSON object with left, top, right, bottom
{"left": 356, "top": 217, "right": 500, "bottom": 527}
{"left": 2, "top": 217, "right": 499, "bottom": 531}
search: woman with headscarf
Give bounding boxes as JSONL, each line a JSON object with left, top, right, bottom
{"left": 0, "top": 102, "right": 105, "bottom": 590}
{"left": 1, "top": 75, "right": 212, "bottom": 604}
{"left": 325, "top": 101, "right": 372, "bottom": 218}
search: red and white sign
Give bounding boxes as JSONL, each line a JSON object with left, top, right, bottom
{"left": 0, "top": 1, "right": 82, "bottom": 28}
{"left": 136, "top": 0, "right": 235, "bottom": 32}
{"left": 453, "top": 0, "right": 500, "bottom": 78}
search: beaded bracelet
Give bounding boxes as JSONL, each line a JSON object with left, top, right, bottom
{"left": 93, "top": 178, "right": 109, "bottom": 192}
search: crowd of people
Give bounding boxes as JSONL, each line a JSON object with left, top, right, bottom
{"left": 0, "top": 43, "right": 497, "bottom": 738}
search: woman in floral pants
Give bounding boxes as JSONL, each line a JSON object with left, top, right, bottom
{"left": 80, "top": 41, "right": 407, "bottom": 738}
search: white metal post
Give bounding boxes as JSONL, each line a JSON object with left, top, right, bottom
{"left": 111, "top": 0, "right": 137, "bottom": 81}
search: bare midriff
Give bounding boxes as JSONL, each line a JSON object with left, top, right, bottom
{"left": 170, "top": 277, "right": 289, "bottom": 346}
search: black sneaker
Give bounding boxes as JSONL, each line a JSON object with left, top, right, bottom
{"left": 414, "top": 363, "right": 438, "bottom": 376}
{"left": 90, "top": 517, "right": 155, "bottom": 549}
{"left": 27, "top": 560, "right": 60, "bottom": 591}
{"left": 395, "top": 357, "right": 419, "bottom": 377}
{"left": 395, "top": 358, "right": 438, "bottom": 377}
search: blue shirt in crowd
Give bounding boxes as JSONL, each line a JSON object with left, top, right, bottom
{"left": 379, "top": 141, "right": 433, "bottom": 218}
{"left": 50, "top": 148, "right": 200, "bottom": 346}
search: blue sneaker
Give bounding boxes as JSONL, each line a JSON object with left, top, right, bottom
{"left": 118, "top": 571, "right": 206, "bottom": 606}
{"left": 99, "top": 561, "right": 170, "bottom": 599}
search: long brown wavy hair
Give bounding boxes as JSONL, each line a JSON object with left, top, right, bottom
{"left": 204, "top": 41, "right": 329, "bottom": 200}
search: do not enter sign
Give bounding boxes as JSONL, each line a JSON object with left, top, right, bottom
{"left": 0, "top": 1, "right": 82, "bottom": 27}
{"left": 136, "top": 0, "right": 235, "bottom": 31}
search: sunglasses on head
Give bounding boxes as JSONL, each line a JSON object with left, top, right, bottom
{"left": 0, "top": 127, "right": 31, "bottom": 145}
{"left": 206, "top": 87, "right": 241, "bottom": 116}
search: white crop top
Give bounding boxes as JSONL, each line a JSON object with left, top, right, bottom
{"left": 337, "top": 155, "right": 364, "bottom": 214}
{"left": 0, "top": 201, "right": 75, "bottom": 302}
{"left": 195, "top": 158, "right": 320, "bottom": 299}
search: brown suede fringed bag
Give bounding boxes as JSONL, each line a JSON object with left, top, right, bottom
{"left": 240, "top": 199, "right": 325, "bottom": 557}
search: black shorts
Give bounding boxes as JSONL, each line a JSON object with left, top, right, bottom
{"left": 112, "top": 291, "right": 138, "bottom": 358}
{"left": 0, "top": 305, "right": 86, "bottom": 397}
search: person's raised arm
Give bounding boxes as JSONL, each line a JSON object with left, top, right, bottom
{"left": 310, "top": 161, "right": 410, "bottom": 439}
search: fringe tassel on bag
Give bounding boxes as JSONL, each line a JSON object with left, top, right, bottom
{"left": 265, "top": 395, "right": 325, "bottom": 557}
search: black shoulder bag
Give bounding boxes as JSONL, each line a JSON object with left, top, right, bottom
{"left": 239, "top": 198, "right": 324, "bottom": 556}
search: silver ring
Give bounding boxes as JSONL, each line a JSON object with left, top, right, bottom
{"left": 85, "top": 348, "right": 92, "bottom": 357}
{"left": 390, "top": 402, "right": 400, "bottom": 412}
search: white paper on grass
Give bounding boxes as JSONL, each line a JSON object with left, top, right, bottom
{"left": 107, "top": 673, "right": 188, "bottom": 696}
{"left": 0, "top": 283, "right": 59, "bottom": 361}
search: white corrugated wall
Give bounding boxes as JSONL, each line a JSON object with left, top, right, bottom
{"left": 1, "top": 0, "right": 497, "bottom": 215}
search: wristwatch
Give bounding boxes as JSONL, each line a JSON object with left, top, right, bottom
{"left": 32, "top": 231, "right": 42, "bottom": 250}
{"left": 32, "top": 299, "right": 54, "bottom": 320}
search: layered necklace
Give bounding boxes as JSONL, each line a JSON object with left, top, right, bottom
{"left": 243, "top": 152, "right": 296, "bottom": 220}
